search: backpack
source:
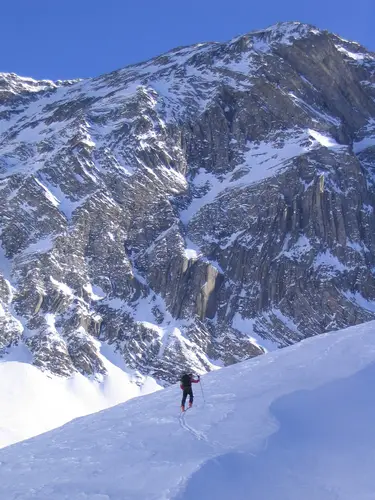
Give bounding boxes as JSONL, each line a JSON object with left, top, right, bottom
{"left": 180, "top": 374, "right": 191, "bottom": 387}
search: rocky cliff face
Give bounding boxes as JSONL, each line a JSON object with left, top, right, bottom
{"left": 1, "top": 22, "right": 375, "bottom": 383}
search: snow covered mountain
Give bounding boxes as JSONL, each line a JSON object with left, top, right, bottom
{"left": 1, "top": 320, "right": 375, "bottom": 499}
{"left": 1, "top": 21, "right": 375, "bottom": 387}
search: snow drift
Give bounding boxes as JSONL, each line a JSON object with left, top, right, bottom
{"left": 1, "top": 320, "right": 375, "bottom": 499}
{"left": 0, "top": 343, "right": 161, "bottom": 449}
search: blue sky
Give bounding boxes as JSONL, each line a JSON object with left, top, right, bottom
{"left": 2, "top": 0, "right": 374, "bottom": 80}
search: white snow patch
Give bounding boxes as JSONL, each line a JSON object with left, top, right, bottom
{"left": 215, "top": 52, "right": 258, "bottom": 76}
{"left": 44, "top": 312, "right": 59, "bottom": 332}
{"left": 308, "top": 129, "right": 345, "bottom": 149}
{"left": 353, "top": 135, "right": 375, "bottom": 154}
{"left": 184, "top": 248, "right": 199, "bottom": 259}
{"left": 336, "top": 45, "right": 367, "bottom": 61}
{"left": 1, "top": 343, "right": 33, "bottom": 363}
{"left": 343, "top": 291, "right": 375, "bottom": 313}
{"left": 346, "top": 239, "right": 368, "bottom": 254}
{"left": 34, "top": 178, "right": 59, "bottom": 207}
{"left": 256, "top": 22, "right": 320, "bottom": 47}
{"left": 282, "top": 234, "right": 312, "bottom": 261}
{"left": 362, "top": 204, "right": 373, "bottom": 215}
{"left": 138, "top": 321, "right": 164, "bottom": 334}
{"left": 313, "top": 251, "right": 348, "bottom": 275}
{"left": 220, "top": 230, "right": 246, "bottom": 250}
{"left": 39, "top": 178, "right": 90, "bottom": 219}
{"left": 289, "top": 93, "right": 341, "bottom": 126}
{"left": 0, "top": 240, "right": 12, "bottom": 283}
{"left": 83, "top": 283, "right": 106, "bottom": 300}
{"left": 184, "top": 238, "right": 202, "bottom": 256}
{"left": 0, "top": 340, "right": 162, "bottom": 449}
{"left": 232, "top": 313, "right": 278, "bottom": 352}
{"left": 353, "top": 120, "right": 375, "bottom": 154}
{"left": 240, "top": 132, "right": 309, "bottom": 182}
{"left": 23, "top": 235, "right": 54, "bottom": 255}
{"left": 272, "top": 308, "right": 299, "bottom": 333}
{"left": 252, "top": 39, "right": 270, "bottom": 52}
{"left": 50, "top": 276, "right": 73, "bottom": 296}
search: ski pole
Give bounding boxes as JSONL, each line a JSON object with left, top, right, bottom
{"left": 199, "top": 378, "right": 206, "bottom": 403}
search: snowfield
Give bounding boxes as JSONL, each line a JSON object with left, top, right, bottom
{"left": 0, "top": 343, "right": 161, "bottom": 449}
{"left": 1, "top": 320, "right": 375, "bottom": 499}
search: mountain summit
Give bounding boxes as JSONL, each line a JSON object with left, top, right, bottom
{"left": 1, "top": 21, "right": 375, "bottom": 386}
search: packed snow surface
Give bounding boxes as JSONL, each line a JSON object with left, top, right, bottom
{"left": 1, "top": 321, "right": 375, "bottom": 499}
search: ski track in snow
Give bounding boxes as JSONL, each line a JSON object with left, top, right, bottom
{"left": 179, "top": 410, "right": 209, "bottom": 443}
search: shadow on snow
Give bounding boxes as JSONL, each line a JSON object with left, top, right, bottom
{"left": 175, "top": 362, "right": 375, "bottom": 500}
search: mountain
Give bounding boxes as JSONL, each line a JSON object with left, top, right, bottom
{"left": 1, "top": 21, "right": 375, "bottom": 388}
{"left": 1, "top": 320, "right": 375, "bottom": 499}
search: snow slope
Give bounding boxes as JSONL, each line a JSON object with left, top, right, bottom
{"left": 1, "top": 320, "right": 375, "bottom": 499}
{"left": 0, "top": 343, "right": 161, "bottom": 449}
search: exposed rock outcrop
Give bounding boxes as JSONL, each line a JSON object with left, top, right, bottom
{"left": 1, "top": 22, "right": 375, "bottom": 383}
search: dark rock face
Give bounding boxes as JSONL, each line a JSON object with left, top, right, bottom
{"left": 1, "top": 22, "right": 375, "bottom": 383}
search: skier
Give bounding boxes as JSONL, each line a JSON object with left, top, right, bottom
{"left": 180, "top": 373, "right": 200, "bottom": 412}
